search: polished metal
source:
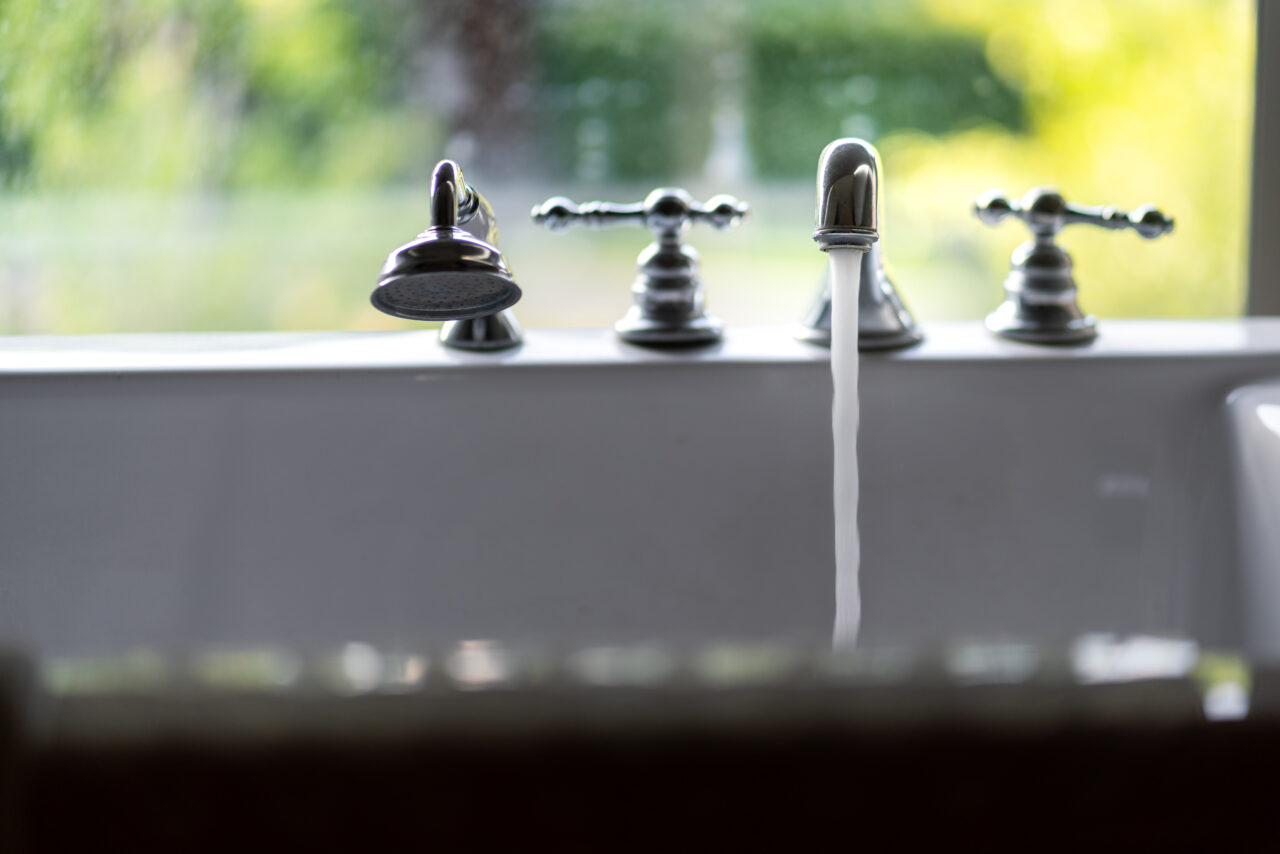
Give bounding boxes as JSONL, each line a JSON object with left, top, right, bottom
{"left": 532, "top": 188, "right": 747, "bottom": 346}
{"left": 813, "top": 138, "right": 878, "bottom": 250}
{"left": 975, "top": 187, "right": 1175, "bottom": 345}
{"left": 371, "top": 160, "right": 523, "bottom": 351}
{"left": 801, "top": 139, "right": 921, "bottom": 350}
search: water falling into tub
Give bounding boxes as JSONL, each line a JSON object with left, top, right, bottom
{"left": 829, "top": 249, "right": 862, "bottom": 648}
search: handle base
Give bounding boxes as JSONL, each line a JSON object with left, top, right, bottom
{"left": 985, "top": 298, "right": 1098, "bottom": 346}
{"left": 615, "top": 307, "right": 723, "bottom": 347}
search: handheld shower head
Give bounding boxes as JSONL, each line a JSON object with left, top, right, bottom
{"left": 371, "top": 161, "right": 523, "bottom": 322}
{"left": 372, "top": 238, "right": 520, "bottom": 321}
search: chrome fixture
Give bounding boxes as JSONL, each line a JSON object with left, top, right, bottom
{"left": 813, "top": 138, "right": 879, "bottom": 252}
{"left": 974, "top": 187, "right": 1175, "bottom": 345}
{"left": 532, "top": 188, "right": 747, "bottom": 346}
{"left": 799, "top": 140, "right": 922, "bottom": 351}
{"left": 371, "top": 159, "right": 523, "bottom": 351}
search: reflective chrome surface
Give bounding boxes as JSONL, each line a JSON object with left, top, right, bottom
{"left": 439, "top": 310, "right": 524, "bottom": 352}
{"left": 800, "top": 139, "right": 922, "bottom": 350}
{"left": 372, "top": 159, "right": 523, "bottom": 351}
{"left": 812, "top": 138, "right": 878, "bottom": 251}
{"left": 975, "top": 187, "right": 1175, "bottom": 345}
{"left": 532, "top": 188, "right": 747, "bottom": 346}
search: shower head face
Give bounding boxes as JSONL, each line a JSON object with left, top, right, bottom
{"left": 373, "top": 270, "right": 517, "bottom": 320}
{"left": 371, "top": 227, "right": 522, "bottom": 321}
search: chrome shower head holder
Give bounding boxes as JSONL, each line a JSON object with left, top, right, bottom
{"left": 800, "top": 138, "right": 922, "bottom": 350}
{"left": 372, "top": 160, "right": 523, "bottom": 351}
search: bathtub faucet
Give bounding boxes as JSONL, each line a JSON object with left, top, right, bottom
{"left": 801, "top": 138, "right": 922, "bottom": 350}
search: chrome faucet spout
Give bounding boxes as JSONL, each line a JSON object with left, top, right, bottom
{"left": 813, "top": 139, "right": 879, "bottom": 251}
{"left": 800, "top": 138, "right": 923, "bottom": 351}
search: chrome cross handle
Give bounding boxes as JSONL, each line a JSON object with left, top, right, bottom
{"left": 534, "top": 189, "right": 747, "bottom": 238}
{"left": 974, "top": 187, "right": 1174, "bottom": 240}
{"left": 974, "top": 186, "right": 1174, "bottom": 345}
{"left": 533, "top": 188, "right": 747, "bottom": 346}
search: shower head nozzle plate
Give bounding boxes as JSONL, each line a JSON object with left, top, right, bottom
{"left": 371, "top": 270, "right": 521, "bottom": 321}
{"left": 371, "top": 228, "right": 522, "bottom": 321}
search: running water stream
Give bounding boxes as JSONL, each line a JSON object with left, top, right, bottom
{"left": 829, "top": 250, "right": 862, "bottom": 648}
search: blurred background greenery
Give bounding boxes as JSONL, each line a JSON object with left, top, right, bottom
{"left": 0, "top": 0, "right": 1255, "bottom": 334}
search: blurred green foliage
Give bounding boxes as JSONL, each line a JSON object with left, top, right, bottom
{"left": 893, "top": 0, "right": 1255, "bottom": 319}
{"left": 0, "top": 0, "right": 1032, "bottom": 188}
{"left": 0, "top": 0, "right": 435, "bottom": 189}
{"left": 533, "top": 1, "right": 718, "bottom": 180}
{"left": 0, "top": 0, "right": 1258, "bottom": 333}
{"left": 744, "top": 1, "right": 1024, "bottom": 177}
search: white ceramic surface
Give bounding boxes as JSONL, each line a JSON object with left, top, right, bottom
{"left": 1228, "top": 381, "right": 1280, "bottom": 656}
{"left": 4, "top": 320, "right": 1280, "bottom": 655}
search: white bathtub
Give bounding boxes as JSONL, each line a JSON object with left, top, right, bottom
{"left": 3, "top": 320, "right": 1279, "bottom": 656}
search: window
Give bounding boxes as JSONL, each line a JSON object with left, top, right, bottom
{"left": 0, "top": 0, "right": 1256, "bottom": 334}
